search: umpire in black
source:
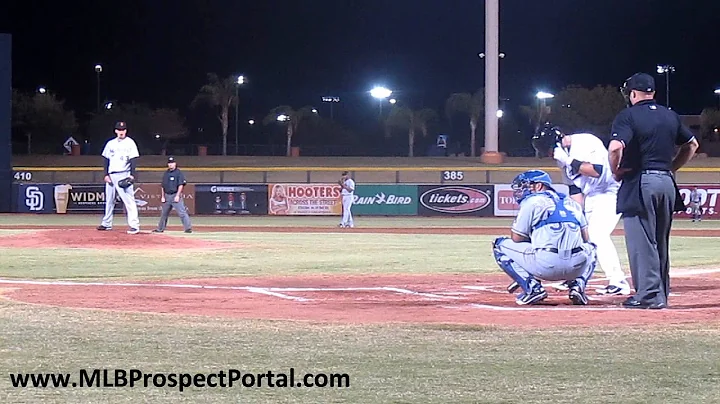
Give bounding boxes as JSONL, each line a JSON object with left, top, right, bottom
{"left": 608, "top": 72, "right": 699, "bottom": 309}
{"left": 152, "top": 156, "right": 193, "bottom": 233}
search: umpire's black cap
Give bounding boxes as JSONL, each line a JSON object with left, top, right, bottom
{"left": 624, "top": 73, "right": 656, "bottom": 92}
{"left": 167, "top": 156, "right": 176, "bottom": 163}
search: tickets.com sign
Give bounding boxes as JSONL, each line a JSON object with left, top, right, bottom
{"left": 417, "top": 185, "right": 494, "bottom": 216}
{"left": 675, "top": 185, "right": 720, "bottom": 219}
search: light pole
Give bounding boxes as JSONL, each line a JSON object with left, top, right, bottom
{"left": 370, "top": 86, "right": 392, "bottom": 118}
{"left": 656, "top": 64, "right": 675, "bottom": 108}
{"left": 37, "top": 86, "right": 46, "bottom": 94}
{"left": 535, "top": 91, "right": 554, "bottom": 129}
{"left": 321, "top": 96, "right": 340, "bottom": 120}
{"left": 235, "top": 75, "right": 245, "bottom": 155}
{"left": 94, "top": 64, "right": 102, "bottom": 113}
{"left": 481, "top": 0, "right": 502, "bottom": 163}
{"left": 714, "top": 88, "right": 720, "bottom": 108}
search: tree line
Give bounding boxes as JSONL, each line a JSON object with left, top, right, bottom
{"left": 12, "top": 74, "right": 720, "bottom": 156}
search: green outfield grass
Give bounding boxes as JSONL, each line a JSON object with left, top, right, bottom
{"left": 0, "top": 215, "right": 719, "bottom": 403}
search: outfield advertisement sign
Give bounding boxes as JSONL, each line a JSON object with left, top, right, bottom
{"left": 15, "top": 184, "right": 55, "bottom": 214}
{"left": 352, "top": 185, "right": 418, "bottom": 215}
{"left": 267, "top": 183, "right": 342, "bottom": 216}
{"left": 493, "top": 184, "right": 570, "bottom": 216}
{"left": 675, "top": 184, "right": 720, "bottom": 219}
{"left": 195, "top": 184, "right": 268, "bottom": 215}
{"left": 417, "top": 185, "right": 494, "bottom": 217}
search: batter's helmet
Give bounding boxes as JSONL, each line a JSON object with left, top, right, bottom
{"left": 511, "top": 169, "right": 555, "bottom": 203}
{"left": 531, "top": 123, "right": 564, "bottom": 158}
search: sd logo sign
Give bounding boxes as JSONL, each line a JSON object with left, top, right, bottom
{"left": 417, "top": 185, "right": 493, "bottom": 216}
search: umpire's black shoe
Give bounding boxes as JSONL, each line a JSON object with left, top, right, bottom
{"left": 622, "top": 297, "right": 666, "bottom": 310}
{"left": 184, "top": 229, "right": 193, "bottom": 233}
{"left": 97, "top": 225, "right": 112, "bottom": 231}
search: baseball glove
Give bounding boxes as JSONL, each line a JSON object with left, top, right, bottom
{"left": 117, "top": 177, "right": 134, "bottom": 189}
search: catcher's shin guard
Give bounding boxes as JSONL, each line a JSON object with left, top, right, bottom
{"left": 493, "top": 238, "right": 533, "bottom": 293}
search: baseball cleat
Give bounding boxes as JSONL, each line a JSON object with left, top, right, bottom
{"left": 595, "top": 281, "right": 631, "bottom": 296}
{"left": 184, "top": 229, "right": 193, "bottom": 233}
{"left": 127, "top": 228, "right": 140, "bottom": 235}
{"left": 97, "top": 225, "right": 112, "bottom": 231}
{"left": 152, "top": 229, "right": 163, "bottom": 233}
{"left": 569, "top": 285, "right": 589, "bottom": 305}
{"left": 550, "top": 280, "right": 572, "bottom": 291}
{"left": 516, "top": 288, "right": 548, "bottom": 305}
{"left": 507, "top": 282, "right": 520, "bottom": 294}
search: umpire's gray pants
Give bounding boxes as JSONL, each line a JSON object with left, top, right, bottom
{"left": 622, "top": 173, "right": 675, "bottom": 306}
{"left": 157, "top": 192, "right": 192, "bottom": 231}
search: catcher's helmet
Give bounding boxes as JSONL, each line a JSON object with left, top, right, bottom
{"left": 531, "top": 123, "right": 564, "bottom": 158}
{"left": 511, "top": 169, "right": 555, "bottom": 203}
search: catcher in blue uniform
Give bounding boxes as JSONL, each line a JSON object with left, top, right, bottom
{"left": 493, "top": 170, "right": 597, "bottom": 305}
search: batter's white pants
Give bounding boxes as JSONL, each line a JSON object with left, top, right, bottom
{"left": 101, "top": 172, "right": 140, "bottom": 230}
{"left": 585, "top": 192, "right": 625, "bottom": 286}
{"left": 341, "top": 195, "right": 354, "bottom": 227}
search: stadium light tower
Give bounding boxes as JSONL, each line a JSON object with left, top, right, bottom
{"left": 95, "top": 64, "right": 102, "bottom": 113}
{"left": 234, "top": 75, "right": 246, "bottom": 155}
{"left": 656, "top": 64, "right": 675, "bottom": 108}
{"left": 535, "top": 91, "right": 554, "bottom": 129}
{"left": 370, "top": 86, "right": 393, "bottom": 117}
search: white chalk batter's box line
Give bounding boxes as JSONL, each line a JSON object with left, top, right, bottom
{"left": 1, "top": 269, "right": 715, "bottom": 311}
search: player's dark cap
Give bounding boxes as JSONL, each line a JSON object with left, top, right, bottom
{"left": 167, "top": 156, "right": 176, "bottom": 163}
{"left": 114, "top": 121, "right": 128, "bottom": 130}
{"left": 624, "top": 73, "right": 655, "bottom": 92}
{"left": 341, "top": 171, "right": 349, "bottom": 176}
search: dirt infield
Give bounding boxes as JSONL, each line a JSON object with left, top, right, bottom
{"left": 3, "top": 272, "right": 720, "bottom": 329}
{"left": 0, "top": 229, "right": 229, "bottom": 249}
{"left": 0, "top": 224, "right": 719, "bottom": 237}
{"left": 0, "top": 226, "right": 719, "bottom": 328}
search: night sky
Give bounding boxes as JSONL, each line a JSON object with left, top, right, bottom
{"left": 5, "top": 0, "right": 720, "bottom": 126}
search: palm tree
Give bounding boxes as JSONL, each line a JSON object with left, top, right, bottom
{"left": 263, "top": 105, "right": 318, "bottom": 156}
{"left": 385, "top": 106, "right": 438, "bottom": 157}
{"left": 191, "top": 73, "right": 238, "bottom": 155}
{"left": 445, "top": 89, "right": 484, "bottom": 157}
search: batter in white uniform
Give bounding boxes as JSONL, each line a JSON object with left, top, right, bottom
{"left": 533, "top": 124, "right": 630, "bottom": 295}
{"left": 339, "top": 171, "right": 355, "bottom": 228}
{"left": 97, "top": 121, "right": 141, "bottom": 234}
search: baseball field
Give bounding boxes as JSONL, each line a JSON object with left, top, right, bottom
{"left": 1, "top": 214, "right": 720, "bottom": 403}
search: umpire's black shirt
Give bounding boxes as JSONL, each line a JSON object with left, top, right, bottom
{"left": 161, "top": 168, "right": 187, "bottom": 195}
{"left": 610, "top": 99, "right": 695, "bottom": 216}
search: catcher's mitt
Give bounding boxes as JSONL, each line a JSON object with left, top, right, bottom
{"left": 117, "top": 177, "right": 134, "bottom": 189}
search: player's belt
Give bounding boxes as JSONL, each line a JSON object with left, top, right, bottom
{"left": 641, "top": 170, "right": 671, "bottom": 176}
{"left": 538, "top": 247, "right": 583, "bottom": 254}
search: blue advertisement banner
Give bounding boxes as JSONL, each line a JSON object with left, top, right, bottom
{"left": 15, "top": 183, "right": 55, "bottom": 213}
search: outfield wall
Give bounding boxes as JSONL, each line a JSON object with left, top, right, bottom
{"left": 13, "top": 182, "right": 718, "bottom": 220}
{"left": 10, "top": 166, "right": 720, "bottom": 187}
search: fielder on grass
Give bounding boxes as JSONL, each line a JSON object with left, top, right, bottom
{"left": 493, "top": 170, "right": 597, "bottom": 306}
{"left": 532, "top": 124, "right": 630, "bottom": 296}
{"left": 338, "top": 171, "right": 355, "bottom": 228}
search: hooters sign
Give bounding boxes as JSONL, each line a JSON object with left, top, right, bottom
{"left": 674, "top": 185, "right": 720, "bottom": 219}
{"left": 267, "top": 183, "right": 343, "bottom": 216}
{"left": 493, "top": 184, "right": 570, "bottom": 217}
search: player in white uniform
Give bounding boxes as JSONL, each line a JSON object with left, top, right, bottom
{"left": 532, "top": 124, "right": 630, "bottom": 295}
{"left": 339, "top": 171, "right": 355, "bottom": 228}
{"left": 97, "top": 121, "right": 141, "bottom": 234}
